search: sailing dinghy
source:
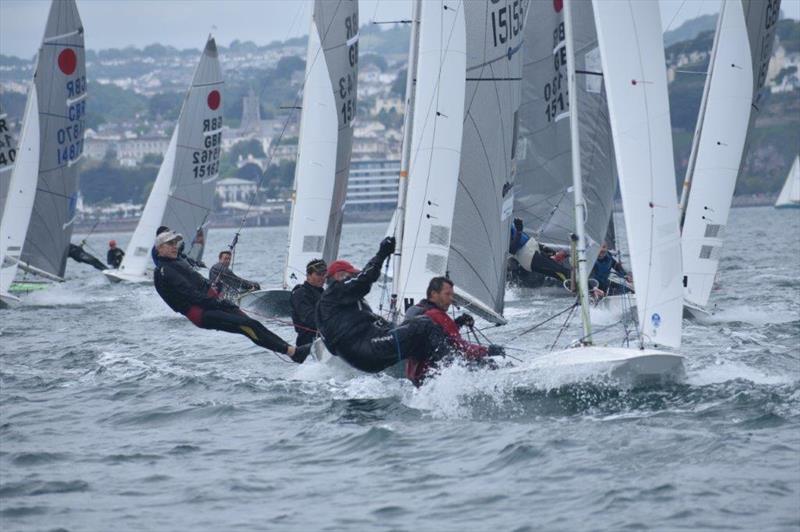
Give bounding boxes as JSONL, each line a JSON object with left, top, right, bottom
{"left": 0, "top": 0, "right": 85, "bottom": 307}
{"left": 103, "top": 36, "right": 222, "bottom": 284}
{"left": 527, "top": 0, "right": 685, "bottom": 386}
{"left": 775, "top": 156, "right": 800, "bottom": 208}
{"left": 239, "top": 0, "right": 359, "bottom": 316}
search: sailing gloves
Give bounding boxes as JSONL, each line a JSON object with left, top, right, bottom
{"left": 487, "top": 344, "right": 506, "bottom": 358}
{"left": 454, "top": 313, "right": 475, "bottom": 329}
{"left": 513, "top": 218, "right": 524, "bottom": 231}
{"left": 377, "top": 236, "right": 396, "bottom": 261}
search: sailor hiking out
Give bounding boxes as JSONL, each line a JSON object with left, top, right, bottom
{"left": 316, "top": 237, "right": 449, "bottom": 373}
{"left": 209, "top": 250, "right": 260, "bottom": 298}
{"left": 509, "top": 218, "right": 571, "bottom": 284}
{"left": 289, "top": 258, "right": 326, "bottom": 348}
{"left": 67, "top": 243, "right": 107, "bottom": 271}
{"left": 404, "top": 277, "right": 503, "bottom": 386}
{"left": 153, "top": 230, "right": 310, "bottom": 363}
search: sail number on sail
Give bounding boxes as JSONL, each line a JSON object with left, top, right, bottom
{"left": 57, "top": 73, "right": 87, "bottom": 166}
{"left": 490, "top": 0, "right": 524, "bottom": 47}
{"left": 757, "top": 0, "right": 781, "bottom": 89}
{"left": 194, "top": 115, "right": 222, "bottom": 180}
{"left": 544, "top": 20, "right": 567, "bottom": 123}
{"left": 0, "top": 116, "right": 15, "bottom": 166}
{"left": 339, "top": 11, "right": 358, "bottom": 125}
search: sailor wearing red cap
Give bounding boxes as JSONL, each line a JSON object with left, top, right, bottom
{"left": 107, "top": 239, "right": 125, "bottom": 269}
{"left": 315, "top": 236, "right": 449, "bottom": 373}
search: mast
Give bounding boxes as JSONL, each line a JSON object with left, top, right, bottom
{"left": 389, "top": 0, "right": 422, "bottom": 321}
{"left": 564, "top": 0, "right": 592, "bottom": 343}
{"left": 678, "top": 2, "right": 725, "bottom": 228}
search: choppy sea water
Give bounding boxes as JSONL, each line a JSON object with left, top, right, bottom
{"left": 1, "top": 206, "right": 798, "bottom": 531}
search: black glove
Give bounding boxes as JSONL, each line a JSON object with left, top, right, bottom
{"left": 378, "top": 236, "right": 396, "bottom": 259}
{"left": 218, "top": 299, "right": 238, "bottom": 311}
{"left": 487, "top": 344, "right": 506, "bottom": 358}
{"left": 250, "top": 282, "right": 261, "bottom": 291}
{"left": 513, "top": 217, "right": 524, "bottom": 231}
{"left": 454, "top": 313, "right": 474, "bottom": 329}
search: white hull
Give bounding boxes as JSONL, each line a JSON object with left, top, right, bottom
{"left": 521, "top": 346, "right": 685, "bottom": 387}
{"left": 683, "top": 299, "right": 713, "bottom": 320}
{"left": 237, "top": 288, "right": 292, "bottom": 318}
{"left": 102, "top": 269, "right": 152, "bottom": 284}
{"left": 0, "top": 291, "right": 21, "bottom": 308}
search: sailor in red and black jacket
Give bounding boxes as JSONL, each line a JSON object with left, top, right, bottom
{"left": 403, "top": 276, "right": 504, "bottom": 386}
{"left": 153, "top": 230, "right": 309, "bottom": 363}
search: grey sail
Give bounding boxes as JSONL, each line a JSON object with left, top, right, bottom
{"left": 738, "top": 0, "right": 781, "bottom": 178}
{"left": 161, "top": 37, "right": 224, "bottom": 264}
{"left": 20, "top": 0, "right": 86, "bottom": 278}
{"left": 514, "top": 0, "right": 615, "bottom": 266}
{"left": 0, "top": 103, "right": 17, "bottom": 218}
{"left": 317, "top": 0, "right": 358, "bottom": 263}
{"left": 447, "top": 1, "right": 526, "bottom": 323}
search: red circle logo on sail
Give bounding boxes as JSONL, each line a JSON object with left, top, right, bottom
{"left": 207, "top": 90, "right": 221, "bottom": 110}
{"left": 553, "top": 0, "right": 563, "bottom": 12}
{"left": 58, "top": 49, "right": 77, "bottom": 75}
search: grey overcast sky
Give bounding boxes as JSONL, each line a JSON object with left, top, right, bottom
{"left": 1, "top": 0, "right": 798, "bottom": 58}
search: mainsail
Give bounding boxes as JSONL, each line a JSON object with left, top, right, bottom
{"left": 19, "top": 0, "right": 86, "bottom": 279}
{"left": 394, "top": 0, "right": 524, "bottom": 325}
{"left": 448, "top": 0, "right": 525, "bottom": 323}
{"left": 593, "top": 0, "right": 683, "bottom": 348}
{"left": 515, "top": 0, "right": 615, "bottom": 266}
{"left": 680, "top": 0, "right": 781, "bottom": 308}
{"left": 284, "top": 0, "right": 358, "bottom": 288}
{"left": 112, "top": 37, "right": 222, "bottom": 281}
{"left": 775, "top": 155, "right": 800, "bottom": 208}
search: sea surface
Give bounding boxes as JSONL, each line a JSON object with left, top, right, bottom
{"left": 1, "top": 206, "right": 799, "bottom": 531}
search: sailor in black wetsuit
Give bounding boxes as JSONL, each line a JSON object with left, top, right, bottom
{"left": 153, "top": 230, "right": 310, "bottom": 363}
{"left": 290, "top": 258, "right": 326, "bottom": 348}
{"left": 151, "top": 226, "right": 204, "bottom": 269}
{"left": 68, "top": 242, "right": 106, "bottom": 271}
{"left": 316, "top": 237, "right": 448, "bottom": 373}
{"left": 106, "top": 240, "right": 125, "bottom": 269}
{"left": 509, "top": 217, "right": 571, "bottom": 284}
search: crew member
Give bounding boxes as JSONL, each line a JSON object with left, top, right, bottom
{"left": 404, "top": 277, "right": 503, "bottom": 386}
{"left": 151, "top": 226, "right": 204, "bottom": 269}
{"left": 68, "top": 242, "right": 107, "bottom": 271}
{"left": 590, "top": 241, "right": 631, "bottom": 294}
{"left": 289, "top": 258, "right": 326, "bottom": 348}
{"left": 107, "top": 240, "right": 125, "bottom": 269}
{"left": 153, "top": 230, "right": 309, "bottom": 363}
{"left": 509, "top": 218, "right": 571, "bottom": 283}
{"left": 209, "top": 251, "right": 260, "bottom": 297}
{"left": 316, "top": 237, "right": 449, "bottom": 373}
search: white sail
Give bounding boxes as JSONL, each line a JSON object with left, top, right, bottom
{"left": 680, "top": 1, "right": 753, "bottom": 309}
{"left": 285, "top": 1, "right": 358, "bottom": 288}
{"left": 593, "top": 0, "right": 682, "bottom": 348}
{"left": 108, "top": 37, "right": 222, "bottom": 282}
{"left": 0, "top": 86, "right": 41, "bottom": 298}
{"left": 394, "top": 0, "right": 466, "bottom": 313}
{"left": 111, "top": 131, "right": 179, "bottom": 281}
{"left": 775, "top": 155, "right": 800, "bottom": 208}
{"left": 0, "top": 104, "right": 17, "bottom": 208}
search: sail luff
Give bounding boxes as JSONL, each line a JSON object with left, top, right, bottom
{"left": 775, "top": 155, "right": 800, "bottom": 207}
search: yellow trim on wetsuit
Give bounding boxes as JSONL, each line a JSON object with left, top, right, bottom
{"left": 239, "top": 326, "right": 259, "bottom": 341}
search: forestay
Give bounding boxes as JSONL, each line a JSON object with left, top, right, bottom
{"left": 680, "top": 0, "right": 781, "bottom": 308}
{"left": 593, "top": 0, "right": 682, "bottom": 348}
{"left": 515, "top": 0, "right": 615, "bottom": 267}
{"left": 448, "top": 0, "right": 525, "bottom": 323}
{"left": 284, "top": 0, "right": 358, "bottom": 288}
{"left": 115, "top": 37, "right": 222, "bottom": 279}
{"left": 19, "top": 0, "right": 86, "bottom": 279}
